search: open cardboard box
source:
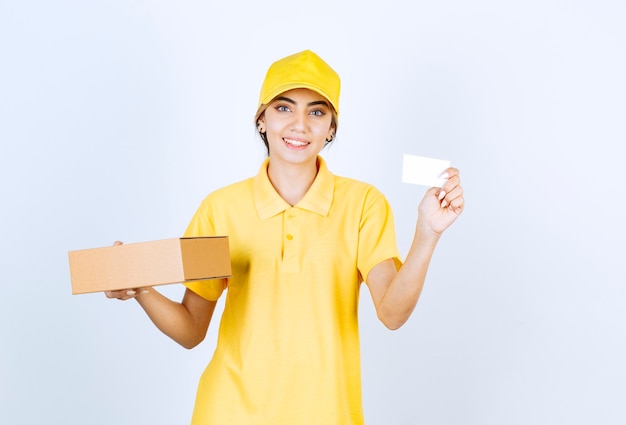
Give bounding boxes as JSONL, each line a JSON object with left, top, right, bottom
{"left": 68, "top": 237, "right": 231, "bottom": 295}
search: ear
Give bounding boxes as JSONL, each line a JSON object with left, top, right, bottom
{"left": 326, "top": 124, "right": 336, "bottom": 142}
{"left": 257, "top": 116, "right": 266, "bottom": 133}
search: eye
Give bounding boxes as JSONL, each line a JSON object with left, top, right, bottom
{"left": 276, "top": 105, "right": 291, "bottom": 112}
{"left": 309, "top": 109, "right": 325, "bottom": 116}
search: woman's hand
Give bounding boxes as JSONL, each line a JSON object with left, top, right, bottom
{"left": 417, "top": 167, "right": 465, "bottom": 236}
{"left": 105, "top": 287, "right": 150, "bottom": 300}
{"left": 103, "top": 240, "right": 151, "bottom": 300}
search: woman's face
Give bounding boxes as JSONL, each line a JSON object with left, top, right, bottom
{"left": 259, "top": 88, "right": 335, "bottom": 166}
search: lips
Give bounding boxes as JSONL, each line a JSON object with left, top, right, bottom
{"left": 283, "top": 138, "right": 310, "bottom": 147}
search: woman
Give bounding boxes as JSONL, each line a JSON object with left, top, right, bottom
{"left": 107, "top": 50, "right": 464, "bottom": 424}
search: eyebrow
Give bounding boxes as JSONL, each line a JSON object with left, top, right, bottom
{"left": 274, "top": 96, "right": 330, "bottom": 109}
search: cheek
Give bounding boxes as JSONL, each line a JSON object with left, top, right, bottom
{"left": 266, "top": 123, "right": 284, "bottom": 140}
{"left": 317, "top": 121, "right": 333, "bottom": 137}
{"left": 264, "top": 115, "right": 285, "bottom": 134}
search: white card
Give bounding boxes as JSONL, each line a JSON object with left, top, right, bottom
{"left": 402, "top": 154, "right": 450, "bottom": 188}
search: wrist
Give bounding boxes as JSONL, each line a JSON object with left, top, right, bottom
{"left": 416, "top": 219, "right": 442, "bottom": 242}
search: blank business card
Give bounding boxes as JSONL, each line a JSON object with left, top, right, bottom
{"left": 402, "top": 154, "right": 450, "bottom": 188}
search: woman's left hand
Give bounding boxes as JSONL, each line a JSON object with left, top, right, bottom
{"left": 417, "top": 167, "right": 465, "bottom": 236}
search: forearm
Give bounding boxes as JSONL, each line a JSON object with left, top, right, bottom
{"left": 377, "top": 225, "right": 440, "bottom": 329}
{"left": 135, "top": 288, "right": 215, "bottom": 349}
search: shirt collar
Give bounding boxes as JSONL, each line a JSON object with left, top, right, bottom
{"left": 253, "top": 156, "right": 334, "bottom": 220}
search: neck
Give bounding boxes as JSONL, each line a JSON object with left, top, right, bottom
{"left": 267, "top": 157, "right": 319, "bottom": 206}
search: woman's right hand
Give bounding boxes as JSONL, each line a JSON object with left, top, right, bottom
{"left": 105, "top": 287, "right": 150, "bottom": 300}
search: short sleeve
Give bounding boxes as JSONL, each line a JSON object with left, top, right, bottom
{"left": 356, "top": 188, "right": 402, "bottom": 282}
{"left": 183, "top": 197, "right": 227, "bottom": 301}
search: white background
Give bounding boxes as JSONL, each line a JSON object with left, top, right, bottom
{"left": 1, "top": 1, "right": 624, "bottom": 424}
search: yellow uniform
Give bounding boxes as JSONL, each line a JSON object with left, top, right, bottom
{"left": 184, "top": 156, "right": 400, "bottom": 424}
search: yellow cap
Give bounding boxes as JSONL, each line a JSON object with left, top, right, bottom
{"left": 258, "top": 50, "right": 341, "bottom": 114}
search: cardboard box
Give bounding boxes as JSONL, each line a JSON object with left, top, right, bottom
{"left": 68, "top": 237, "right": 231, "bottom": 294}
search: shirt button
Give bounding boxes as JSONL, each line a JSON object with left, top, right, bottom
{"left": 286, "top": 234, "right": 293, "bottom": 240}
{"left": 288, "top": 213, "right": 295, "bottom": 219}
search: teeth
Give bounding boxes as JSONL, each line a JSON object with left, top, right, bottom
{"left": 284, "top": 138, "right": 308, "bottom": 147}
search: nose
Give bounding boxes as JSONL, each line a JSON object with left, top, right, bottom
{"left": 290, "top": 110, "right": 307, "bottom": 132}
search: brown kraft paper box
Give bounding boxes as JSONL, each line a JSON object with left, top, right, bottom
{"left": 68, "top": 237, "right": 231, "bottom": 295}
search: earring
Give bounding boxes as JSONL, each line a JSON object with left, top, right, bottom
{"left": 257, "top": 122, "right": 265, "bottom": 133}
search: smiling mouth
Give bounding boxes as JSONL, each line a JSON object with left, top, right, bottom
{"left": 284, "top": 138, "right": 310, "bottom": 147}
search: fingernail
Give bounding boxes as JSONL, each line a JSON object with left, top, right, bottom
{"left": 439, "top": 172, "right": 449, "bottom": 179}
{"left": 438, "top": 190, "right": 446, "bottom": 201}
{"left": 441, "top": 200, "right": 448, "bottom": 208}
{"left": 139, "top": 289, "right": 149, "bottom": 295}
{"left": 126, "top": 290, "right": 136, "bottom": 296}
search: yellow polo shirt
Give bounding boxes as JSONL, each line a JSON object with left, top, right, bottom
{"left": 184, "top": 156, "right": 400, "bottom": 425}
